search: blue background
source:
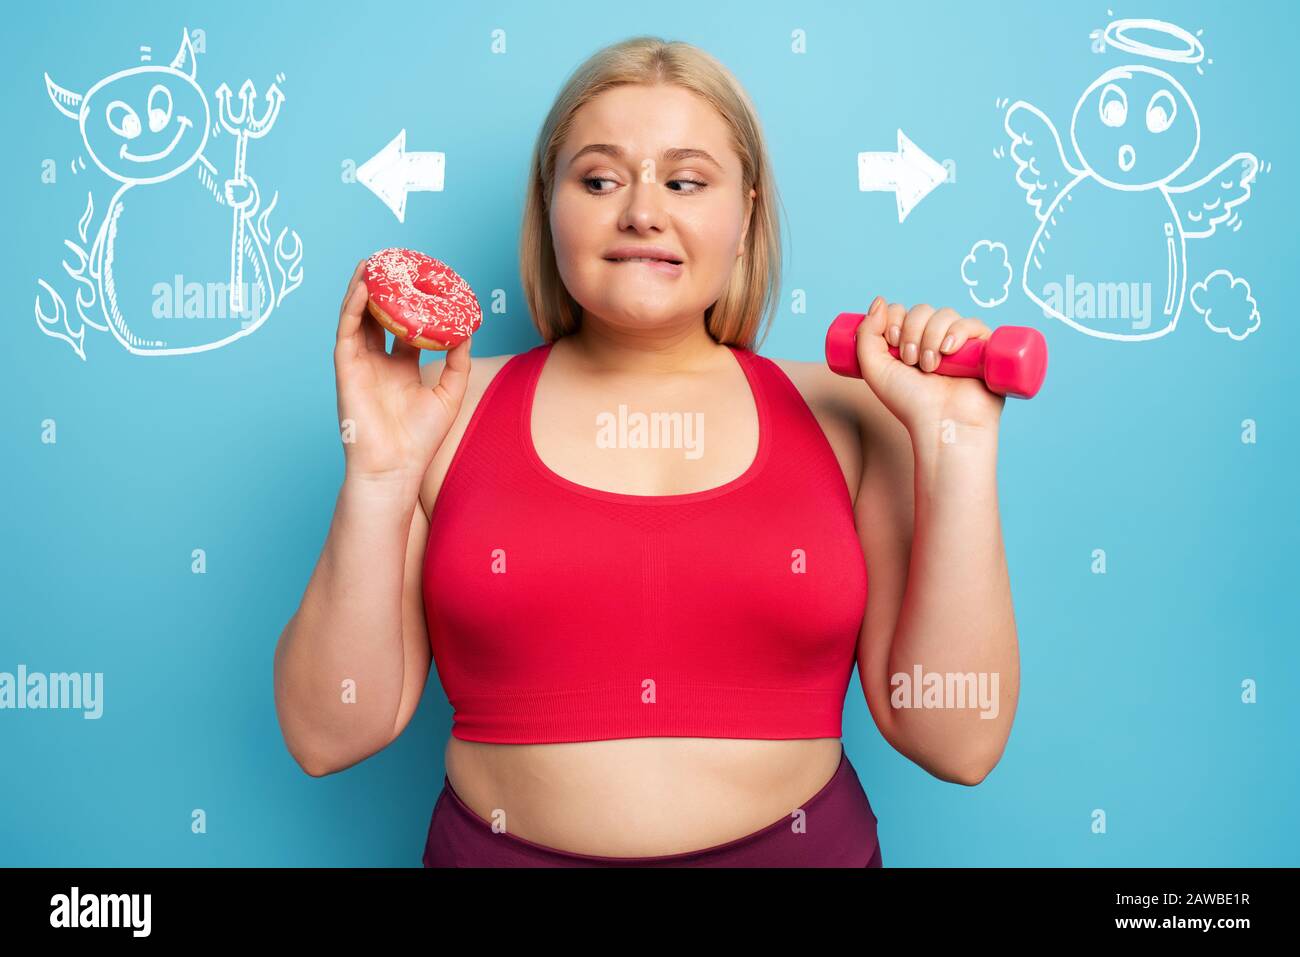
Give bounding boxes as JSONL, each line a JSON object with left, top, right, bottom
{"left": 3, "top": 0, "right": 1296, "bottom": 866}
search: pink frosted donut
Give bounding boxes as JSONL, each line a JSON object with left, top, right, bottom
{"left": 363, "top": 247, "right": 482, "bottom": 350}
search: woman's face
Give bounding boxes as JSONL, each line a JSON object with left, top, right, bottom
{"left": 550, "top": 83, "right": 756, "bottom": 334}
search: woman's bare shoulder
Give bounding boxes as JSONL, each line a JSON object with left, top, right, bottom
{"left": 768, "top": 355, "right": 894, "bottom": 442}
{"left": 418, "top": 351, "right": 516, "bottom": 393}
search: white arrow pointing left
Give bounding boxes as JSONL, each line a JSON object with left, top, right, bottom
{"left": 857, "top": 129, "right": 948, "bottom": 224}
{"left": 357, "top": 129, "right": 445, "bottom": 223}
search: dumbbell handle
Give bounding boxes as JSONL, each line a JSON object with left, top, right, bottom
{"left": 825, "top": 311, "right": 1048, "bottom": 399}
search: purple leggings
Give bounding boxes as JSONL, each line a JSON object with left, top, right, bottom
{"left": 422, "top": 746, "right": 882, "bottom": 867}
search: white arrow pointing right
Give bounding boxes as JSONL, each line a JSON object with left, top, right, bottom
{"left": 357, "top": 129, "right": 445, "bottom": 223}
{"left": 857, "top": 129, "right": 948, "bottom": 224}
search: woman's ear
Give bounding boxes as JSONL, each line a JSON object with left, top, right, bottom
{"left": 738, "top": 186, "right": 757, "bottom": 256}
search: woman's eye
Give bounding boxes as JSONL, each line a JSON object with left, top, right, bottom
{"left": 581, "top": 176, "right": 706, "bottom": 194}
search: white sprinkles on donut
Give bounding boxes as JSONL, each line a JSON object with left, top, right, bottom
{"left": 364, "top": 247, "right": 482, "bottom": 346}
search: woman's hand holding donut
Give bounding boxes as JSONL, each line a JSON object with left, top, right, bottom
{"left": 852, "top": 296, "right": 1005, "bottom": 437}
{"left": 334, "top": 259, "right": 471, "bottom": 490}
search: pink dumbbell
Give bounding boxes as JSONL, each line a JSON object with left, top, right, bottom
{"left": 825, "top": 311, "right": 1048, "bottom": 399}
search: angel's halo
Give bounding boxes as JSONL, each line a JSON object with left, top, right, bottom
{"left": 1102, "top": 18, "right": 1205, "bottom": 65}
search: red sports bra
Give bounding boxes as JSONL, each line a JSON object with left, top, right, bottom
{"left": 422, "top": 340, "right": 868, "bottom": 744}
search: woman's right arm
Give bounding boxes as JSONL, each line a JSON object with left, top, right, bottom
{"left": 273, "top": 260, "right": 471, "bottom": 777}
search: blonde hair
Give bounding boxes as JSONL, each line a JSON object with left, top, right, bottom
{"left": 519, "top": 36, "right": 784, "bottom": 352}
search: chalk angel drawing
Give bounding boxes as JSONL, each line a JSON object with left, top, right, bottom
{"left": 36, "top": 28, "right": 304, "bottom": 358}
{"left": 1003, "top": 20, "right": 1259, "bottom": 342}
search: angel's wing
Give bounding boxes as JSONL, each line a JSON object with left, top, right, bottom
{"left": 1168, "top": 153, "right": 1259, "bottom": 239}
{"left": 1004, "top": 101, "right": 1081, "bottom": 220}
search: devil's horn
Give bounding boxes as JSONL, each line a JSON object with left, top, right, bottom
{"left": 170, "top": 27, "right": 197, "bottom": 78}
{"left": 44, "top": 72, "right": 83, "bottom": 121}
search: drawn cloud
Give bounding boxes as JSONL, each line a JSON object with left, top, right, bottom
{"left": 1190, "top": 269, "right": 1261, "bottom": 341}
{"left": 960, "top": 240, "right": 1012, "bottom": 308}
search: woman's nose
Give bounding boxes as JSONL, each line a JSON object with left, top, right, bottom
{"left": 618, "top": 173, "right": 667, "bottom": 230}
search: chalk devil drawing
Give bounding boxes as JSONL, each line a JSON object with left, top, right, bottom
{"left": 1003, "top": 19, "right": 1261, "bottom": 341}
{"left": 36, "top": 28, "right": 304, "bottom": 358}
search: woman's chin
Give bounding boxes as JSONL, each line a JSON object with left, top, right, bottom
{"left": 610, "top": 307, "right": 694, "bottom": 328}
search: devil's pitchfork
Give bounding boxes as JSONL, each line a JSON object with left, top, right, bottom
{"left": 215, "top": 79, "right": 284, "bottom": 315}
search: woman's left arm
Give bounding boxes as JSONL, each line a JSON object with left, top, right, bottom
{"left": 849, "top": 298, "right": 1020, "bottom": 786}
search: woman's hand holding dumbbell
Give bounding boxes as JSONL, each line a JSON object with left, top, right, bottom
{"left": 825, "top": 298, "right": 1048, "bottom": 436}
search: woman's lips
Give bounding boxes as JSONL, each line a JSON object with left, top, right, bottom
{"left": 604, "top": 258, "right": 684, "bottom": 277}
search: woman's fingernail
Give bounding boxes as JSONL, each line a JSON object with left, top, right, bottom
{"left": 941, "top": 334, "right": 955, "bottom": 353}
{"left": 887, "top": 325, "right": 900, "bottom": 345}
{"left": 869, "top": 296, "right": 884, "bottom": 315}
{"left": 903, "top": 342, "right": 917, "bottom": 364}
{"left": 922, "top": 348, "right": 935, "bottom": 371}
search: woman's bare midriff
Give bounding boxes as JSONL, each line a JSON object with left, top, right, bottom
{"left": 443, "top": 736, "right": 846, "bottom": 857}
{"left": 418, "top": 342, "right": 866, "bottom": 857}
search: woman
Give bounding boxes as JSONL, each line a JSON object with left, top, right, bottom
{"left": 273, "top": 36, "right": 1019, "bottom": 867}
